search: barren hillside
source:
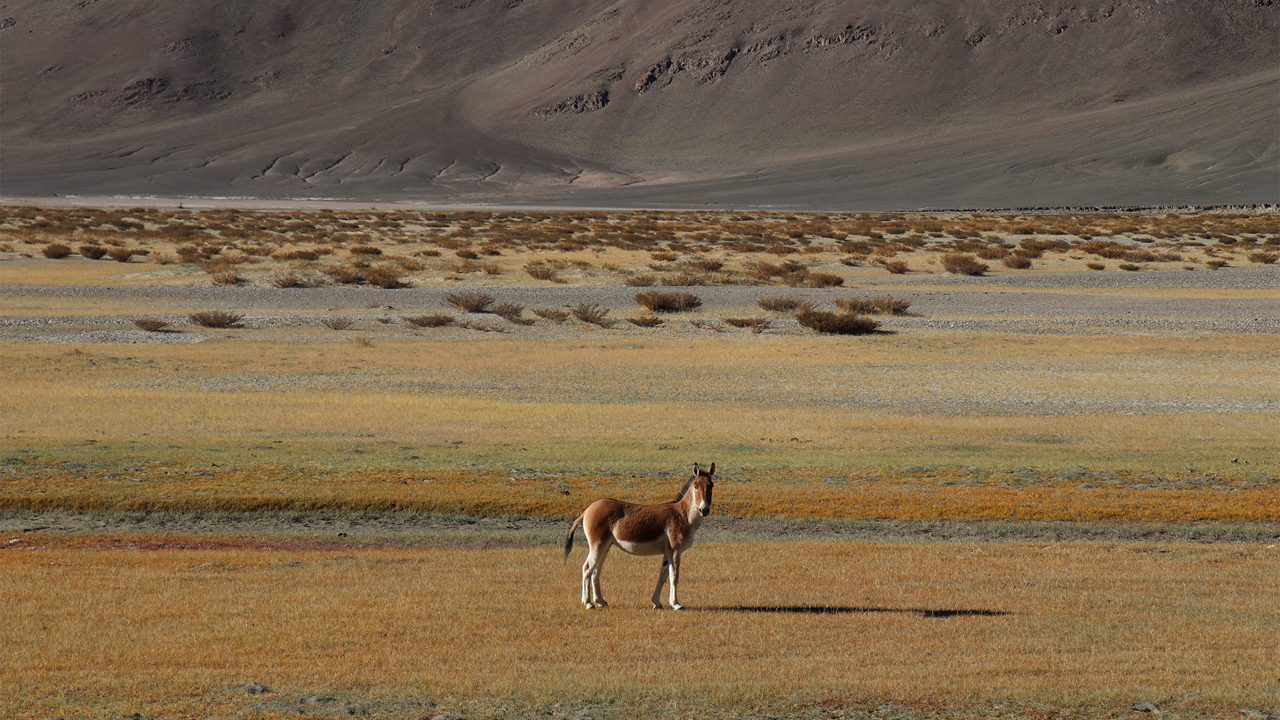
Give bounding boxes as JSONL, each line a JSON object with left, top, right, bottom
{"left": 1, "top": 0, "right": 1276, "bottom": 208}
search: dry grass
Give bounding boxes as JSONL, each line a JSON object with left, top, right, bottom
{"left": 532, "top": 307, "right": 569, "bottom": 322}
{"left": 627, "top": 314, "right": 664, "bottom": 328}
{"left": 187, "top": 311, "right": 243, "bottom": 328}
{"left": 796, "top": 308, "right": 879, "bottom": 335}
{"left": 2, "top": 542, "right": 1275, "bottom": 719}
{"left": 634, "top": 290, "right": 702, "bottom": 313}
{"left": 757, "top": 296, "right": 803, "bottom": 312}
{"left": 724, "top": 317, "right": 771, "bottom": 333}
{"left": 445, "top": 291, "right": 495, "bottom": 313}
{"left": 571, "top": 303, "right": 617, "bottom": 328}
{"left": 320, "top": 317, "right": 354, "bottom": 331}
{"left": 132, "top": 318, "right": 171, "bottom": 332}
{"left": 942, "top": 254, "right": 989, "bottom": 276}
{"left": 404, "top": 314, "right": 454, "bottom": 328}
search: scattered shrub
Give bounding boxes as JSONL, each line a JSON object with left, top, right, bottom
{"left": 106, "top": 248, "right": 136, "bottom": 263}
{"left": 635, "top": 291, "right": 702, "bottom": 313}
{"left": 405, "top": 314, "right": 454, "bottom": 328}
{"left": 880, "top": 259, "right": 909, "bottom": 274}
{"left": 79, "top": 245, "right": 107, "bottom": 260}
{"left": 321, "top": 317, "right": 354, "bottom": 330}
{"left": 133, "top": 318, "right": 171, "bottom": 332}
{"left": 455, "top": 249, "right": 479, "bottom": 260}
{"left": 1086, "top": 262, "right": 1106, "bottom": 271}
{"left": 941, "top": 254, "right": 988, "bottom": 276}
{"left": 493, "top": 303, "right": 534, "bottom": 325}
{"left": 796, "top": 308, "right": 879, "bottom": 335}
{"left": 524, "top": 263, "right": 561, "bottom": 282}
{"left": 572, "top": 304, "right": 617, "bottom": 328}
{"left": 349, "top": 245, "right": 382, "bottom": 255}
{"left": 211, "top": 271, "right": 241, "bottom": 285}
{"left": 1119, "top": 263, "right": 1142, "bottom": 272}
{"left": 1206, "top": 259, "right": 1228, "bottom": 269}
{"left": 533, "top": 307, "right": 569, "bottom": 322}
{"left": 271, "top": 272, "right": 318, "bottom": 288}
{"left": 362, "top": 265, "right": 408, "bottom": 289}
{"left": 758, "top": 296, "right": 802, "bottom": 312}
{"left": 457, "top": 319, "right": 505, "bottom": 333}
{"left": 627, "top": 315, "right": 664, "bottom": 327}
{"left": 445, "top": 291, "right": 495, "bottom": 313}
{"left": 1002, "top": 255, "right": 1033, "bottom": 269}
{"left": 835, "top": 297, "right": 874, "bottom": 314}
{"left": 872, "top": 295, "right": 911, "bottom": 315}
{"left": 189, "top": 311, "right": 243, "bottom": 328}
{"left": 724, "top": 317, "right": 771, "bottom": 333}
{"left": 1247, "top": 251, "right": 1278, "bottom": 264}
{"left": 42, "top": 243, "right": 71, "bottom": 259}
{"left": 623, "top": 274, "right": 657, "bottom": 287}
{"left": 801, "top": 271, "right": 844, "bottom": 288}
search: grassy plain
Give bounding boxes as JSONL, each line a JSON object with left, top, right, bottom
{"left": 3, "top": 541, "right": 1277, "bottom": 720}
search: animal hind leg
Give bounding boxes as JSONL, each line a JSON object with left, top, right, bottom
{"left": 581, "top": 545, "right": 599, "bottom": 609}
{"left": 590, "top": 541, "right": 612, "bottom": 607}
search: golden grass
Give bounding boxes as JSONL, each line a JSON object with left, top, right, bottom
{"left": 2, "top": 465, "right": 1275, "bottom": 522}
{"left": 2, "top": 541, "right": 1276, "bottom": 719}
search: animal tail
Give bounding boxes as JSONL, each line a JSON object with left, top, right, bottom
{"left": 563, "top": 512, "right": 585, "bottom": 561}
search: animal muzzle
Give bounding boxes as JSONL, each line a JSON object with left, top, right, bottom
{"left": 698, "top": 505, "right": 710, "bottom": 517}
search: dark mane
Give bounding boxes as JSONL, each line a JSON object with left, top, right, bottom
{"left": 673, "top": 473, "right": 697, "bottom": 503}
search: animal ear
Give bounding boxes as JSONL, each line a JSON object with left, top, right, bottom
{"left": 692, "top": 462, "right": 700, "bottom": 476}
{"left": 708, "top": 462, "right": 715, "bottom": 476}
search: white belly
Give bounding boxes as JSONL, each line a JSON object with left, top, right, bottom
{"left": 615, "top": 538, "right": 667, "bottom": 556}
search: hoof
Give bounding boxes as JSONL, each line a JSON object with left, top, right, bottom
{"left": 671, "top": 603, "right": 684, "bottom": 611}
{"left": 651, "top": 602, "right": 663, "bottom": 610}
{"left": 594, "top": 600, "right": 609, "bottom": 608}
{"left": 584, "top": 602, "right": 596, "bottom": 610}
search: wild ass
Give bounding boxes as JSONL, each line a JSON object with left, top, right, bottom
{"left": 563, "top": 463, "right": 715, "bottom": 610}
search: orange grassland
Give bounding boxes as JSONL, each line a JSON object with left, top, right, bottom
{"left": 2, "top": 541, "right": 1277, "bottom": 719}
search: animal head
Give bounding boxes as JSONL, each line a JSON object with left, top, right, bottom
{"left": 689, "top": 462, "right": 715, "bottom": 517}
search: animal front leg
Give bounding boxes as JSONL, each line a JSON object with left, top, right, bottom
{"left": 668, "top": 553, "right": 682, "bottom": 610}
{"left": 651, "top": 556, "right": 670, "bottom": 609}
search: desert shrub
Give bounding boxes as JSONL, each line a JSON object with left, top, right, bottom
{"left": 445, "top": 291, "right": 494, "bottom": 313}
{"left": 321, "top": 317, "right": 354, "bottom": 330}
{"left": 324, "top": 265, "right": 363, "bottom": 285}
{"left": 106, "top": 248, "right": 136, "bottom": 263}
{"left": 572, "top": 304, "right": 617, "bottom": 328}
{"left": 533, "top": 307, "right": 569, "bottom": 322}
{"left": 796, "top": 308, "right": 879, "bottom": 335}
{"left": 480, "top": 262, "right": 502, "bottom": 275}
{"left": 457, "top": 319, "right": 505, "bottom": 333}
{"left": 623, "top": 273, "right": 657, "bottom": 287}
{"left": 42, "top": 243, "right": 71, "bottom": 259}
{"left": 405, "top": 314, "right": 454, "bottom": 328}
{"left": 690, "top": 319, "right": 725, "bottom": 331}
{"left": 872, "top": 295, "right": 911, "bottom": 315}
{"left": 133, "top": 318, "right": 171, "bottom": 332}
{"left": 835, "top": 297, "right": 874, "bottom": 314}
{"left": 493, "top": 303, "right": 534, "bottom": 325}
{"left": 666, "top": 271, "right": 712, "bottom": 286}
{"left": 350, "top": 245, "right": 382, "bottom": 255}
{"left": 635, "top": 291, "right": 702, "bottom": 313}
{"left": 758, "top": 296, "right": 802, "bottom": 312}
{"left": 455, "top": 249, "right": 479, "bottom": 260}
{"left": 975, "top": 245, "right": 1008, "bottom": 260}
{"left": 627, "top": 315, "right": 664, "bottom": 327}
{"left": 880, "top": 259, "right": 909, "bottom": 274}
{"left": 211, "top": 271, "right": 241, "bottom": 285}
{"left": 1086, "top": 262, "right": 1106, "bottom": 271}
{"left": 684, "top": 257, "right": 724, "bottom": 272}
{"left": 942, "top": 254, "right": 988, "bottom": 276}
{"left": 1002, "top": 255, "right": 1033, "bottom": 269}
{"left": 1118, "top": 263, "right": 1142, "bottom": 271}
{"left": 524, "top": 263, "right": 561, "bottom": 282}
{"left": 189, "top": 311, "right": 243, "bottom": 328}
{"left": 801, "top": 271, "right": 844, "bottom": 288}
{"left": 1206, "top": 259, "right": 1228, "bottom": 269}
{"left": 362, "top": 265, "right": 407, "bottom": 289}
{"left": 274, "top": 248, "right": 323, "bottom": 261}
{"left": 79, "top": 245, "right": 107, "bottom": 260}
{"left": 271, "top": 272, "right": 318, "bottom": 288}
{"left": 1247, "top": 251, "right": 1278, "bottom": 264}
{"left": 724, "top": 317, "right": 771, "bottom": 333}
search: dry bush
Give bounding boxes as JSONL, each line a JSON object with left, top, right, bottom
{"left": 270, "top": 272, "right": 319, "bottom": 288}
{"left": 106, "top": 248, "right": 136, "bottom": 263}
{"left": 533, "top": 308, "right": 569, "bottom": 322}
{"left": 1246, "top": 251, "right": 1278, "bottom": 264}
{"left": 835, "top": 297, "right": 874, "bottom": 314}
{"left": 880, "top": 259, "right": 909, "bottom": 274}
{"left": 572, "top": 304, "right": 617, "bottom": 328}
{"left": 524, "top": 263, "right": 561, "bottom": 282}
{"left": 455, "top": 249, "right": 480, "bottom": 260}
{"left": 800, "top": 271, "right": 844, "bottom": 288}
{"left": 942, "top": 254, "right": 988, "bottom": 276}
{"left": 689, "top": 319, "right": 725, "bottom": 331}
{"left": 1002, "top": 255, "right": 1033, "bottom": 269}
{"left": 976, "top": 245, "right": 1008, "bottom": 260}
{"left": 132, "top": 318, "right": 171, "bottom": 332}
{"left": 188, "top": 311, "right": 243, "bottom": 328}
{"left": 349, "top": 245, "right": 382, "bottom": 256}
{"left": 1206, "top": 259, "right": 1228, "bottom": 269}
{"left": 796, "top": 308, "right": 879, "bottom": 335}
{"left": 321, "top": 317, "right": 355, "bottom": 331}
{"left": 635, "top": 291, "right": 702, "bottom": 313}
{"left": 1086, "top": 262, "right": 1106, "bottom": 271}
{"left": 405, "top": 314, "right": 454, "bottom": 328}
{"left": 623, "top": 273, "right": 657, "bottom": 287}
{"left": 480, "top": 262, "right": 502, "bottom": 276}
{"left": 684, "top": 257, "right": 724, "bottom": 272}
{"left": 627, "top": 315, "right": 664, "bottom": 327}
{"left": 353, "top": 336, "right": 374, "bottom": 347}
{"left": 873, "top": 295, "right": 911, "bottom": 315}
{"left": 362, "top": 265, "right": 408, "bottom": 289}
{"left": 650, "top": 251, "right": 679, "bottom": 262}
{"left": 758, "top": 296, "right": 802, "bottom": 312}
{"left": 457, "top": 319, "right": 505, "bottom": 333}
{"left": 211, "top": 271, "right": 241, "bottom": 286}
{"left": 1119, "top": 263, "right": 1142, "bottom": 272}
{"left": 724, "top": 317, "right": 771, "bottom": 333}
{"left": 324, "top": 265, "right": 363, "bottom": 285}
{"left": 445, "top": 291, "right": 495, "bottom": 313}
{"left": 41, "top": 243, "right": 71, "bottom": 259}
{"left": 666, "top": 271, "right": 712, "bottom": 286}
{"left": 79, "top": 245, "right": 107, "bottom": 260}
{"left": 493, "top": 303, "right": 534, "bottom": 325}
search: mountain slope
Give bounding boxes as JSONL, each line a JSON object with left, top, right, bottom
{"left": 1, "top": 0, "right": 1276, "bottom": 208}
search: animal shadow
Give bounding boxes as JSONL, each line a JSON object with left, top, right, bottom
{"left": 699, "top": 605, "right": 1010, "bottom": 618}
